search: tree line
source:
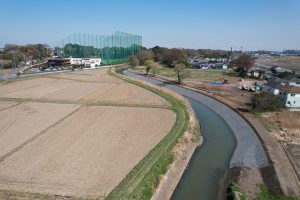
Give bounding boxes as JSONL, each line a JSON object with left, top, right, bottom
{"left": 128, "top": 46, "right": 258, "bottom": 83}
{"left": 0, "top": 44, "right": 51, "bottom": 68}
{"left": 128, "top": 46, "right": 192, "bottom": 84}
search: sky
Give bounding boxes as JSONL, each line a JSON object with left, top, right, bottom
{"left": 0, "top": 0, "right": 299, "bottom": 51}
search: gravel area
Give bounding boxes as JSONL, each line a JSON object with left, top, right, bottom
{"left": 124, "top": 70, "right": 269, "bottom": 168}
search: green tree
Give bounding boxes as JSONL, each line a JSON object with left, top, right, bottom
{"left": 250, "top": 92, "right": 285, "bottom": 112}
{"left": 150, "top": 63, "right": 159, "bottom": 77}
{"left": 144, "top": 60, "right": 154, "bottom": 75}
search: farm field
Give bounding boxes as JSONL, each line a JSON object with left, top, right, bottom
{"left": 256, "top": 56, "right": 300, "bottom": 73}
{"left": 0, "top": 106, "right": 175, "bottom": 198}
{"left": 0, "top": 70, "right": 169, "bottom": 106}
{"left": 0, "top": 102, "right": 79, "bottom": 158}
{"left": 0, "top": 68, "right": 176, "bottom": 199}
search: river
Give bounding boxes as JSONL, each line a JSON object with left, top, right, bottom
{"left": 123, "top": 70, "right": 268, "bottom": 200}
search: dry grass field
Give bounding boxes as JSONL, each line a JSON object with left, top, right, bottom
{"left": 0, "top": 69, "right": 176, "bottom": 199}
{"left": 256, "top": 56, "right": 300, "bottom": 73}
{"left": 259, "top": 111, "right": 300, "bottom": 144}
{"left": 131, "top": 66, "right": 254, "bottom": 106}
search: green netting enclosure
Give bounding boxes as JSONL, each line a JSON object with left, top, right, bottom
{"left": 56, "top": 31, "right": 142, "bottom": 64}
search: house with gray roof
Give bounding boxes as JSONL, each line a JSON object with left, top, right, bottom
{"left": 287, "top": 77, "right": 300, "bottom": 87}
{"left": 262, "top": 78, "right": 300, "bottom": 109}
{"left": 262, "top": 79, "right": 287, "bottom": 95}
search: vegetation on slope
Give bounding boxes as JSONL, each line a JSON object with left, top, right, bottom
{"left": 107, "top": 66, "right": 195, "bottom": 200}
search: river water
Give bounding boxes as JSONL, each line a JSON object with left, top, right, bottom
{"left": 172, "top": 97, "right": 235, "bottom": 200}
{"left": 123, "top": 70, "right": 240, "bottom": 200}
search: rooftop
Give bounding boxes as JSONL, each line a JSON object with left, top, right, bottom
{"left": 280, "top": 85, "right": 300, "bottom": 93}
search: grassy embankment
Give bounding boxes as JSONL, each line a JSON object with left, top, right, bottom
{"left": 132, "top": 65, "right": 239, "bottom": 81}
{"left": 230, "top": 184, "right": 298, "bottom": 200}
{"left": 106, "top": 66, "right": 199, "bottom": 199}
{"left": 0, "top": 68, "right": 15, "bottom": 75}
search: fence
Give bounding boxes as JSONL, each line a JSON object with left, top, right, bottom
{"left": 56, "top": 31, "right": 142, "bottom": 64}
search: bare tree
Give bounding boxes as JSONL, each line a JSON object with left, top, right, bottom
{"left": 151, "top": 46, "right": 168, "bottom": 62}
{"left": 138, "top": 50, "right": 154, "bottom": 65}
{"left": 174, "top": 63, "right": 187, "bottom": 84}
{"left": 230, "top": 54, "right": 254, "bottom": 77}
{"left": 163, "top": 49, "right": 187, "bottom": 67}
{"left": 128, "top": 55, "right": 139, "bottom": 67}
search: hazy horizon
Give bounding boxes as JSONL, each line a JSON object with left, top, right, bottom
{"left": 1, "top": 0, "right": 299, "bottom": 51}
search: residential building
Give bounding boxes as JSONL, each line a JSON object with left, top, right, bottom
{"left": 287, "top": 77, "right": 300, "bottom": 87}
{"left": 271, "top": 66, "right": 293, "bottom": 74}
{"left": 262, "top": 80, "right": 286, "bottom": 95}
{"left": 70, "top": 58, "right": 101, "bottom": 67}
{"left": 262, "top": 78, "right": 300, "bottom": 109}
{"left": 279, "top": 86, "right": 300, "bottom": 109}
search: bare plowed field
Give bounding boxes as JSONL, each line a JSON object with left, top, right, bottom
{"left": 0, "top": 102, "right": 79, "bottom": 158}
{"left": 0, "top": 77, "right": 57, "bottom": 96}
{"left": 51, "top": 70, "right": 124, "bottom": 83}
{"left": 0, "top": 101, "right": 18, "bottom": 111}
{"left": 0, "top": 106, "right": 176, "bottom": 198}
{"left": 0, "top": 68, "right": 176, "bottom": 199}
{"left": 83, "top": 82, "right": 169, "bottom": 105}
{"left": 0, "top": 69, "right": 168, "bottom": 105}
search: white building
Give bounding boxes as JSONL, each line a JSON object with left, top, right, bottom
{"left": 262, "top": 79, "right": 300, "bottom": 109}
{"left": 279, "top": 86, "right": 300, "bottom": 109}
{"left": 70, "top": 58, "right": 101, "bottom": 68}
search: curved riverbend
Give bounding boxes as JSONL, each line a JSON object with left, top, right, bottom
{"left": 123, "top": 70, "right": 268, "bottom": 199}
